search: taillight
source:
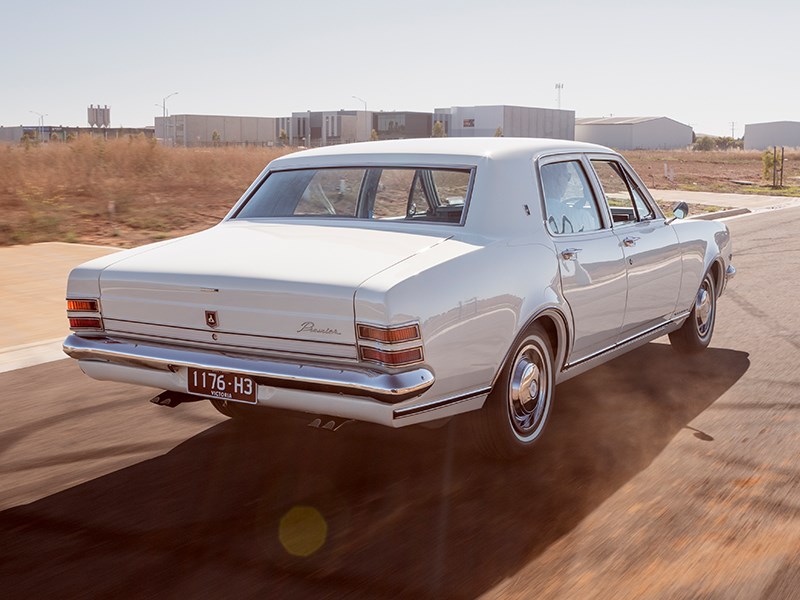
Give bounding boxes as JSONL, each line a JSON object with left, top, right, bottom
{"left": 356, "top": 322, "right": 423, "bottom": 367}
{"left": 69, "top": 317, "right": 103, "bottom": 330}
{"left": 67, "top": 298, "right": 103, "bottom": 332}
{"left": 360, "top": 346, "right": 424, "bottom": 367}
{"left": 67, "top": 299, "right": 99, "bottom": 312}
{"left": 357, "top": 323, "right": 420, "bottom": 343}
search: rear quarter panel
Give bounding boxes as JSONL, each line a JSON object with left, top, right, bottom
{"left": 355, "top": 237, "right": 564, "bottom": 403}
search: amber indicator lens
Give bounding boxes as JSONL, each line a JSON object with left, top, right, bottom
{"left": 360, "top": 346, "right": 423, "bottom": 366}
{"left": 67, "top": 299, "right": 99, "bottom": 312}
{"left": 69, "top": 317, "right": 103, "bottom": 330}
{"left": 357, "top": 324, "right": 420, "bottom": 343}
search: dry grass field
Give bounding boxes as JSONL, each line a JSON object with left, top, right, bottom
{"left": 0, "top": 136, "right": 290, "bottom": 247}
{"left": 1, "top": 137, "right": 798, "bottom": 248}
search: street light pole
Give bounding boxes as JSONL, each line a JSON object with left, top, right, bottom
{"left": 157, "top": 92, "right": 179, "bottom": 145}
{"left": 29, "top": 110, "right": 47, "bottom": 142}
{"left": 352, "top": 95, "right": 367, "bottom": 141}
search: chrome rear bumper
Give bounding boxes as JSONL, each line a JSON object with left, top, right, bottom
{"left": 63, "top": 334, "right": 434, "bottom": 403}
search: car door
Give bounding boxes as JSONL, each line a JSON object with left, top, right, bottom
{"left": 587, "top": 155, "right": 682, "bottom": 339}
{"left": 538, "top": 155, "right": 628, "bottom": 364}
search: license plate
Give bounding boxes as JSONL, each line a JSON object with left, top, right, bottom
{"left": 187, "top": 368, "right": 257, "bottom": 404}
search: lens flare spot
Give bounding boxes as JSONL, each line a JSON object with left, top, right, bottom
{"left": 278, "top": 506, "right": 328, "bottom": 557}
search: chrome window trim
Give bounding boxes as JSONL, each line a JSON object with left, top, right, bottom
{"left": 231, "top": 165, "right": 476, "bottom": 227}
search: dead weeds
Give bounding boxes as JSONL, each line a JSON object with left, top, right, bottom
{"left": 1, "top": 141, "right": 798, "bottom": 248}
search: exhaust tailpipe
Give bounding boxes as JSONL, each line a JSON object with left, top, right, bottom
{"left": 149, "top": 391, "right": 204, "bottom": 408}
{"left": 307, "top": 416, "right": 353, "bottom": 432}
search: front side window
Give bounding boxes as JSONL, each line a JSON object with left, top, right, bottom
{"left": 235, "top": 167, "right": 471, "bottom": 225}
{"left": 540, "top": 161, "right": 603, "bottom": 235}
{"left": 590, "top": 160, "right": 655, "bottom": 224}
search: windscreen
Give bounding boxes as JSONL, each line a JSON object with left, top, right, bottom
{"left": 234, "top": 167, "right": 472, "bottom": 225}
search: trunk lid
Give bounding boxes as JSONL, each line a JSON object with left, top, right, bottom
{"left": 98, "top": 221, "right": 447, "bottom": 357}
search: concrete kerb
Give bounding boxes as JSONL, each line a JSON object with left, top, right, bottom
{"left": 689, "top": 208, "right": 751, "bottom": 221}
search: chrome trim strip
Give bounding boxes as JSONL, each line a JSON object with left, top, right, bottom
{"left": 103, "top": 329, "right": 358, "bottom": 362}
{"left": 564, "top": 310, "right": 691, "bottom": 370}
{"left": 104, "top": 318, "right": 354, "bottom": 347}
{"left": 63, "top": 334, "right": 433, "bottom": 403}
{"left": 393, "top": 387, "right": 491, "bottom": 419}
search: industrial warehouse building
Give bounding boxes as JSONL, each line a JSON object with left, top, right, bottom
{"left": 744, "top": 121, "right": 800, "bottom": 150}
{"left": 0, "top": 125, "right": 153, "bottom": 144}
{"left": 434, "top": 105, "right": 575, "bottom": 140}
{"left": 575, "top": 117, "right": 693, "bottom": 150}
{"left": 288, "top": 110, "right": 373, "bottom": 146}
{"left": 155, "top": 114, "right": 278, "bottom": 147}
{"left": 374, "top": 111, "right": 433, "bottom": 140}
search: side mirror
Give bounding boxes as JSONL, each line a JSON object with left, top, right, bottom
{"left": 667, "top": 201, "right": 689, "bottom": 224}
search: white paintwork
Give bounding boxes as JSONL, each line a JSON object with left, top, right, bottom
{"left": 65, "top": 138, "right": 733, "bottom": 429}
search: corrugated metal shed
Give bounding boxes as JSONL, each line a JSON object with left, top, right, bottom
{"left": 744, "top": 121, "right": 800, "bottom": 150}
{"left": 575, "top": 116, "right": 693, "bottom": 150}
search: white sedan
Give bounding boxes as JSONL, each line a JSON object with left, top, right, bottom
{"left": 63, "top": 138, "right": 735, "bottom": 458}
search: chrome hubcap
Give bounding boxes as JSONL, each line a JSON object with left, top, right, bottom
{"left": 695, "top": 281, "right": 713, "bottom": 337}
{"left": 508, "top": 343, "right": 550, "bottom": 439}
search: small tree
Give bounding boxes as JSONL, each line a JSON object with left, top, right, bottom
{"left": 370, "top": 128, "right": 379, "bottom": 141}
{"left": 762, "top": 149, "right": 776, "bottom": 180}
{"left": 494, "top": 126, "right": 503, "bottom": 137}
{"left": 432, "top": 121, "right": 445, "bottom": 137}
{"left": 692, "top": 136, "right": 715, "bottom": 151}
{"left": 211, "top": 130, "right": 221, "bottom": 146}
{"left": 279, "top": 128, "right": 288, "bottom": 145}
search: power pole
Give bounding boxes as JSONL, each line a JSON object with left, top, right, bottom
{"left": 730, "top": 121, "right": 735, "bottom": 138}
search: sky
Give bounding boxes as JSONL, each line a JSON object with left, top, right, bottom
{"left": 2, "top": 0, "right": 798, "bottom": 137}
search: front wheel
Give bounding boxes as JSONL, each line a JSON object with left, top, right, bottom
{"left": 669, "top": 271, "right": 716, "bottom": 354}
{"left": 471, "top": 323, "right": 555, "bottom": 459}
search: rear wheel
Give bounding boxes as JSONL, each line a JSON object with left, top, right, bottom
{"left": 471, "top": 323, "right": 555, "bottom": 459}
{"left": 669, "top": 272, "right": 716, "bottom": 354}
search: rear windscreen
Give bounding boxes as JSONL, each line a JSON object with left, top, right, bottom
{"left": 234, "top": 167, "right": 472, "bottom": 225}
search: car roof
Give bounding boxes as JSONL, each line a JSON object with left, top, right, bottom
{"left": 269, "top": 137, "right": 613, "bottom": 168}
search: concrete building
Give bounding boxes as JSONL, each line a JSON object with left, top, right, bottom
{"left": 0, "top": 125, "right": 153, "bottom": 144}
{"left": 744, "top": 121, "right": 800, "bottom": 150}
{"left": 433, "top": 108, "right": 452, "bottom": 136}
{"left": 289, "top": 110, "right": 373, "bottom": 146}
{"left": 374, "top": 111, "right": 433, "bottom": 140}
{"left": 575, "top": 117, "right": 692, "bottom": 150}
{"left": 155, "top": 114, "right": 278, "bottom": 147}
{"left": 434, "top": 105, "right": 575, "bottom": 140}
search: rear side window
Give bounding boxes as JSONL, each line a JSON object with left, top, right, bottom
{"left": 235, "top": 167, "right": 471, "bottom": 225}
{"left": 540, "top": 161, "right": 603, "bottom": 234}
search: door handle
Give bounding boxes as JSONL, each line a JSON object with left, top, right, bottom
{"left": 623, "top": 236, "right": 640, "bottom": 247}
{"left": 561, "top": 248, "right": 581, "bottom": 260}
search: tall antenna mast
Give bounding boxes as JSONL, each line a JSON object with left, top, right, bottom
{"left": 555, "top": 83, "right": 564, "bottom": 109}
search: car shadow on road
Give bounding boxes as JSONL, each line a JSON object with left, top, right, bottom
{"left": 0, "top": 344, "right": 749, "bottom": 599}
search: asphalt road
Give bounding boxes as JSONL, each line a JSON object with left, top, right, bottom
{"left": 1, "top": 208, "right": 798, "bottom": 599}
